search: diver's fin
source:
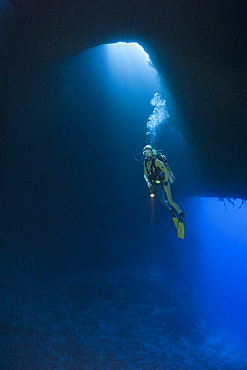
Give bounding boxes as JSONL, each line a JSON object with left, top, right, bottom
{"left": 177, "top": 211, "right": 185, "bottom": 239}
{"left": 172, "top": 216, "right": 179, "bottom": 230}
{"left": 177, "top": 221, "right": 185, "bottom": 239}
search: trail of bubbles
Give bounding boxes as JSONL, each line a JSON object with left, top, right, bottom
{"left": 146, "top": 93, "right": 169, "bottom": 144}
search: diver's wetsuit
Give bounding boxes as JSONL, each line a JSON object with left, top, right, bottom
{"left": 144, "top": 157, "right": 182, "bottom": 214}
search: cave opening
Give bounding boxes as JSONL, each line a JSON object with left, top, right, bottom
{"left": 72, "top": 41, "right": 182, "bottom": 150}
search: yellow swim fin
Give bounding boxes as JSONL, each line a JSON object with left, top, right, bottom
{"left": 170, "top": 209, "right": 185, "bottom": 239}
{"left": 172, "top": 216, "right": 179, "bottom": 230}
{"left": 177, "top": 221, "right": 185, "bottom": 239}
{"left": 177, "top": 211, "right": 185, "bottom": 239}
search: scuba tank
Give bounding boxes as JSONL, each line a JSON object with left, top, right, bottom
{"left": 156, "top": 151, "right": 176, "bottom": 184}
{"left": 166, "top": 161, "right": 176, "bottom": 184}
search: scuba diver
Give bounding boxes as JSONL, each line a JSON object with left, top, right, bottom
{"left": 143, "top": 145, "right": 185, "bottom": 239}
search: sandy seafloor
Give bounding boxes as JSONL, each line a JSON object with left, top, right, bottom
{"left": 1, "top": 240, "right": 247, "bottom": 370}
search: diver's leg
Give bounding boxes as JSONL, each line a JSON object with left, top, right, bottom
{"left": 163, "top": 183, "right": 185, "bottom": 238}
{"left": 157, "top": 184, "right": 180, "bottom": 230}
{"left": 162, "top": 183, "right": 182, "bottom": 215}
{"left": 156, "top": 184, "right": 172, "bottom": 211}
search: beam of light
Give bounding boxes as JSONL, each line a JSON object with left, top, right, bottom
{"left": 105, "top": 42, "right": 170, "bottom": 144}
{"left": 149, "top": 194, "right": 156, "bottom": 225}
{"left": 105, "top": 42, "right": 156, "bottom": 82}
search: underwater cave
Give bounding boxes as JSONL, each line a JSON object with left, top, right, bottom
{"left": 1, "top": 0, "right": 247, "bottom": 368}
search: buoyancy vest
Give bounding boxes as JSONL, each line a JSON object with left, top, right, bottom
{"left": 145, "top": 154, "right": 175, "bottom": 184}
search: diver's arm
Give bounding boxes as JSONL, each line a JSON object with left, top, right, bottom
{"left": 155, "top": 159, "right": 169, "bottom": 182}
{"left": 144, "top": 163, "right": 152, "bottom": 188}
{"left": 144, "top": 162, "right": 155, "bottom": 197}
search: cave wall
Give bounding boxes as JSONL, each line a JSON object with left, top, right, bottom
{"left": 2, "top": 0, "right": 247, "bottom": 198}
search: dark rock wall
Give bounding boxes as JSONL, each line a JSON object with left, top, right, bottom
{"left": 2, "top": 0, "right": 247, "bottom": 198}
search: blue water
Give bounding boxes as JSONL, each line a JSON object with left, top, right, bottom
{"left": 2, "top": 41, "right": 247, "bottom": 368}
{"left": 193, "top": 197, "right": 247, "bottom": 339}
